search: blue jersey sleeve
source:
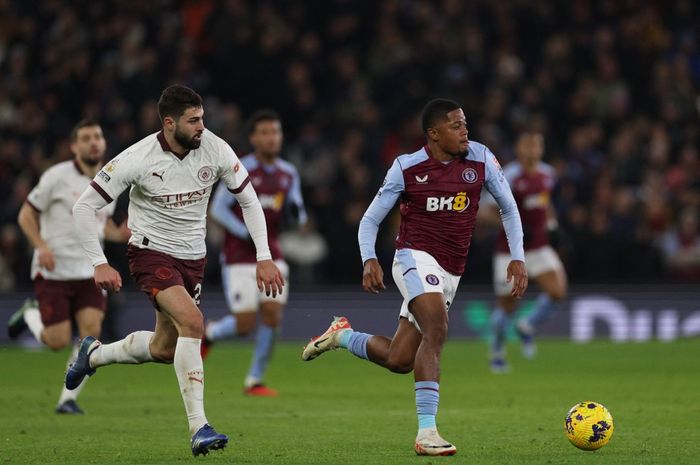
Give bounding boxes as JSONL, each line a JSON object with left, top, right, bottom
{"left": 210, "top": 182, "right": 249, "bottom": 239}
{"left": 484, "top": 149, "right": 525, "bottom": 261}
{"left": 285, "top": 168, "right": 308, "bottom": 226}
{"left": 358, "top": 159, "right": 404, "bottom": 264}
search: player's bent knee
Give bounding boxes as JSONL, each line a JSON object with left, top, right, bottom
{"left": 422, "top": 321, "right": 448, "bottom": 346}
{"left": 44, "top": 335, "right": 71, "bottom": 351}
{"left": 550, "top": 288, "right": 567, "bottom": 301}
{"left": 235, "top": 313, "right": 257, "bottom": 336}
{"left": 150, "top": 346, "right": 175, "bottom": 363}
{"left": 178, "top": 313, "right": 204, "bottom": 337}
{"left": 260, "top": 312, "right": 281, "bottom": 328}
{"left": 386, "top": 358, "right": 414, "bottom": 374}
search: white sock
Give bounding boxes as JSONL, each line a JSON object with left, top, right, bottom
{"left": 59, "top": 343, "right": 87, "bottom": 404}
{"left": 24, "top": 307, "right": 44, "bottom": 343}
{"left": 174, "top": 337, "right": 208, "bottom": 435}
{"left": 89, "top": 331, "right": 154, "bottom": 368}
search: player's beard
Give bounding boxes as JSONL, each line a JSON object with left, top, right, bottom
{"left": 174, "top": 127, "right": 202, "bottom": 150}
{"left": 79, "top": 152, "right": 102, "bottom": 167}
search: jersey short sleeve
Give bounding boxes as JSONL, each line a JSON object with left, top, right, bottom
{"left": 26, "top": 168, "right": 58, "bottom": 212}
{"left": 92, "top": 151, "right": 143, "bottom": 202}
{"left": 219, "top": 144, "right": 251, "bottom": 194}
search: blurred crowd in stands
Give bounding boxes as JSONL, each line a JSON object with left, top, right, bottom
{"left": 0, "top": 0, "right": 698, "bottom": 290}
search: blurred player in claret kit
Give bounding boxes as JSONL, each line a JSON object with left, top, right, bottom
{"left": 486, "top": 131, "right": 567, "bottom": 373}
{"left": 66, "top": 85, "right": 283, "bottom": 456}
{"left": 203, "top": 110, "right": 307, "bottom": 397}
{"left": 8, "top": 119, "right": 129, "bottom": 414}
{"left": 302, "top": 99, "right": 528, "bottom": 456}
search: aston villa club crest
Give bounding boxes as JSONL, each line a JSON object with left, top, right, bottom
{"left": 425, "top": 274, "right": 440, "bottom": 286}
{"left": 462, "top": 168, "right": 478, "bottom": 183}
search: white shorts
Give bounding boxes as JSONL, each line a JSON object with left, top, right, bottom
{"left": 493, "top": 245, "right": 564, "bottom": 296}
{"left": 222, "top": 260, "right": 289, "bottom": 313}
{"left": 392, "top": 249, "right": 461, "bottom": 332}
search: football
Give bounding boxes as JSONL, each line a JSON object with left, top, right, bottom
{"left": 564, "top": 401, "right": 614, "bottom": 450}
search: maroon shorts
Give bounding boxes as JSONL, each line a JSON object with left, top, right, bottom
{"left": 127, "top": 245, "right": 206, "bottom": 308}
{"left": 34, "top": 277, "right": 106, "bottom": 326}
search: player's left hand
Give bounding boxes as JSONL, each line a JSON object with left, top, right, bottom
{"left": 256, "top": 259, "right": 284, "bottom": 298}
{"left": 507, "top": 260, "right": 528, "bottom": 298}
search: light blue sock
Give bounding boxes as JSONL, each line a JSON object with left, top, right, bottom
{"left": 526, "top": 294, "right": 557, "bottom": 327}
{"left": 415, "top": 381, "right": 439, "bottom": 430}
{"left": 207, "top": 314, "right": 237, "bottom": 341}
{"left": 247, "top": 323, "right": 276, "bottom": 382}
{"left": 339, "top": 330, "right": 370, "bottom": 360}
{"left": 490, "top": 307, "right": 509, "bottom": 356}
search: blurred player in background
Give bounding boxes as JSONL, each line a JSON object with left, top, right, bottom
{"left": 486, "top": 132, "right": 567, "bottom": 373}
{"left": 7, "top": 119, "right": 129, "bottom": 414}
{"left": 203, "top": 110, "right": 307, "bottom": 397}
{"left": 66, "top": 85, "right": 283, "bottom": 456}
{"left": 302, "top": 99, "right": 527, "bottom": 456}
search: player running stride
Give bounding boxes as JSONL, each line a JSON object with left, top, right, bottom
{"left": 66, "top": 85, "right": 283, "bottom": 456}
{"left": 203, "top": 110, "right": 307, "bottom": 397}
{"left": 302, "top": 99, "right": 528, "bottom": 456}
{"left": 8, "top": 119, "right": 129, "bottom": 414}
{"left": 487, "top": 132, "right": 567, "bottom": 373}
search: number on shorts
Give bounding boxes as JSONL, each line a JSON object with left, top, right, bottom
{"left": 193, "top": 283, "right": 202, "bottom": 305}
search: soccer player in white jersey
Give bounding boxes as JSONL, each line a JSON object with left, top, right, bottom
{"left": 7, "top": 119, "right": 129, "bottom": 414}
{"left": 302, "top": 99, "right": 528, "bottom": 456}
{"left": 204, "top": 110, "right": 307, "bottom": 397}
{"left": 484, "top": 132, "right": 567, "bottom": 373}
{"left": 66, "top": 85, "right": 284, "bottom": 456}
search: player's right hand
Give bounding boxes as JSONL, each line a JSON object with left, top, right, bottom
{"left": 507, "top": 260, "right": 528, "bottom": 299}
{"left": 37, "top": 246, "right": 55, "bottom": 271}
{"left": 362, "top": 258, "right": 385, "bottom": 294}
{"left": 94, "top": 263, "right": 122, "bottom": 293}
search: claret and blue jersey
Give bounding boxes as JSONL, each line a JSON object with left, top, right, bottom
{"left": 359, "top": 141, "right": 524, "bottom": 276}
{"left": 210, "top": 153, "right": 307, "bottom": 264}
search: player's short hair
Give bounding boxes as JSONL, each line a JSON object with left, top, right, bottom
{"left": 70, "top": 118, "right": 101, "bottom": 141}
{"left": 247, "top": 109, "right": 281, "bottom": 135}
{"left": 421, "top": 98, "right": 462, "bottom": 134}
{"left": 157, "top": 84, "right": 203, "bottom": 122}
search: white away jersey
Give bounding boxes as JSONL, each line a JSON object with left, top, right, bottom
{"left": 26, "top": 160, "right": 115, "bottom": 280}
{"left": 90, "top": 129, "right": 250, "bottom": 260}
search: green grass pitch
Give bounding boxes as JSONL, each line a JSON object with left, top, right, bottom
{"left": 1, "top": 339, "right": 698, "bottom": 464}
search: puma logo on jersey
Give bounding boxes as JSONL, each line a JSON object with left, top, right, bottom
{"left": 152, "top": 171, "right": 165, "bottom": 181}
{"left": 426, "top": 192, "right": 470, "bottom": 212}
{"left": 415, "top": 175, "right": 428, "bottom": 183}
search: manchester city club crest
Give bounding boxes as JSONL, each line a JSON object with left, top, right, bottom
{"left": 198, "top": 166, "right": 214, "bottom": 182}
{"left": 462, "top": 168, "right": 478, "bottom": 183}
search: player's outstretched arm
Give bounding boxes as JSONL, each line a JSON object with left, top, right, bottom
{"left": 362, "top": 258, "right": 385, "bottom": 294}
{"left": 73, "top": 186, "right": 123, "bottom": 292}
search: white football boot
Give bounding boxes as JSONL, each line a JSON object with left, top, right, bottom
{"left": 415, "top": 428, "right": 457, "bottom": 456}
{"left": 301, "top": 316, "right": 352, "bottom": 361}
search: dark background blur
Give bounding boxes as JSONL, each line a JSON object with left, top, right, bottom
{"left": 0, "top": 0, "right": 698, "bottom": 293}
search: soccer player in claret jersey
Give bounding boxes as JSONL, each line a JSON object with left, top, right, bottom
{"left": 7, "top": 119, "right": 129, "bottom": 414}
{"left": 203, "top": 110, "right": 307, "bottom": 397}
{"left": 302, "top": 99, "right": 528, "bottom": 456}
{"left": 487, "top": 132, "right": 567, "bottom": 373}
{"left": 67, "top": 85, "right": 284, "bottom": 456}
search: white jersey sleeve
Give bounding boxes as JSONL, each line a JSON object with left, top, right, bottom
{"left": 218, "top": 145, "right": 251, "bottom": 194}
{"left": 91, "top": 151, "right": 143, "bottom": 202}
{"left": 26, "top": 168, "right": 58, "bottom": 212}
